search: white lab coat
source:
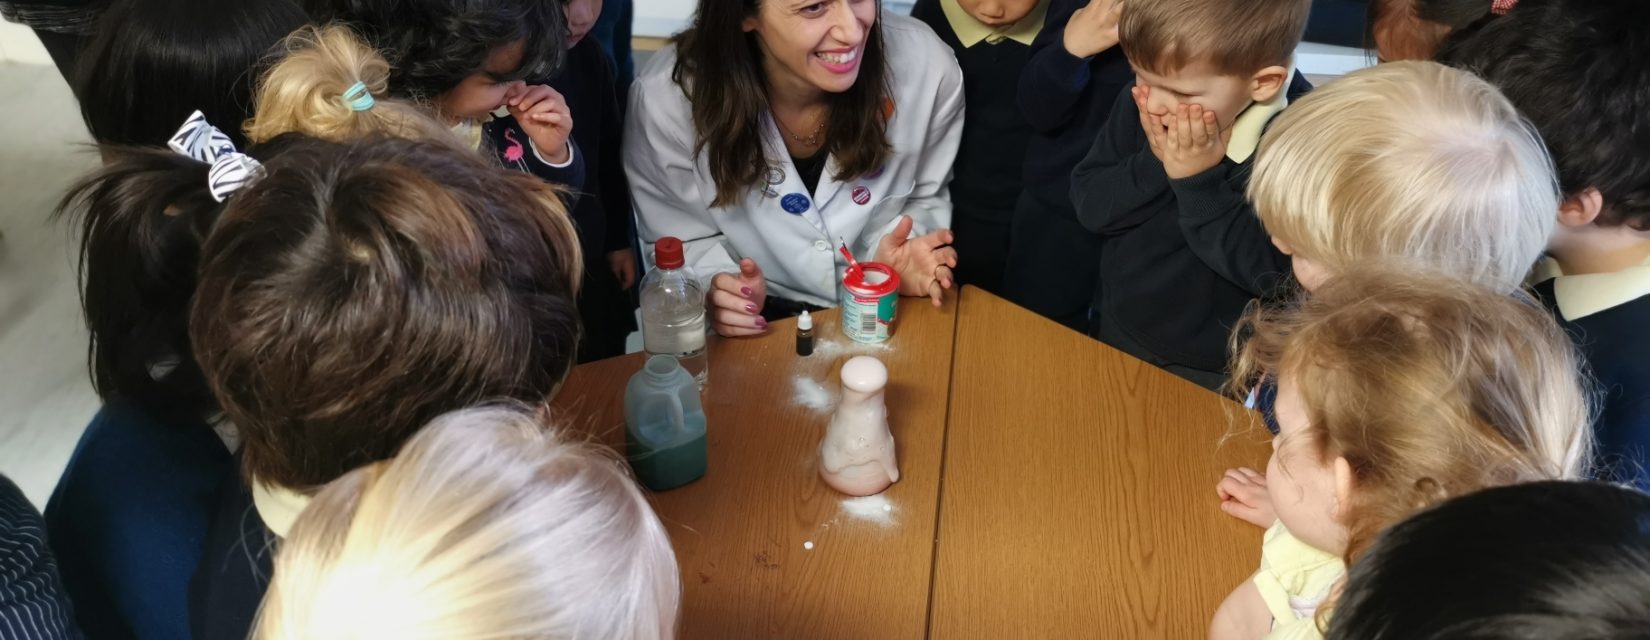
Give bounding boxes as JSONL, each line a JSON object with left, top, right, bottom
{"left": 623, "top": 13, "right": 964, "bottom": 307}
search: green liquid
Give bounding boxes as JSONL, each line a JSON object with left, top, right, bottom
{"left": 627, "top": 432, "right": 708, "bottom": 491}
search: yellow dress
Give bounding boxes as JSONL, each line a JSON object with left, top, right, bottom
{"left": 1254, "top": 522, "right": 1344, "bottom": 640}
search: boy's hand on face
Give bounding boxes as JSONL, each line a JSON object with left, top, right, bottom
{"left": 1159, "top": 104, "right": 1227, "bottom": 179}
{"left": 1063, "top": 0, "right": 1124, "bottom": 59}
{"left": 506, "top": 83, "right": 575, "bottom": 165}
{"left": 1133, "top": 85, "right": 1168, "bottom": 161}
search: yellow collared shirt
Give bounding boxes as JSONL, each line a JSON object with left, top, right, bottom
{"left": 1534, "top": 253, "right": 1650, "bottom": 321}
{"left": 1225, "top": 63, "right": 1297, "bottom": 164}
{"left": 939, "top": 0, "right": 1047, "bottom": 47}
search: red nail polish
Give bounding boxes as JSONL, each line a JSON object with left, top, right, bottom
{"left": 756, "top": 318, "right": 768, "bottom": 329}
{"left": 745, "top": 303, "right": 757, "bottom": 313}
{"left": 741, "top": 287, "right": 754, "bottom": 297}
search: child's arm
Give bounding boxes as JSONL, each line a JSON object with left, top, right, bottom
{"left": 1209, "top": 581, "right": 1273, "bottom": 640}
{"left": 1069, "top": 84, "right": 1174, "bottom": 235}
{"left": 596, "top": 57, "right": 639, "bottom": 289}
{"left": 1017, "top": 0, "right": 1123, "bottom": 133}
{"left": 1148, "top": 104, "right": 1291, "bottom": 296}
{"left": 507, "top": 85, "right": 588, "bottom": 202}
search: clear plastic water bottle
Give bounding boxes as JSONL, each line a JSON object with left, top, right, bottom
{"left": 640, "top": 237, "right": 708, "bottom": 388}
{"left": 624, "top": 354, "right": 708, "bottom": 491}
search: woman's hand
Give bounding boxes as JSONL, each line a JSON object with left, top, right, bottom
{"left": 1216, "top": 467, "right": 1276, "bottom": 528}
{"left": 872, "top": 216, "right": 957, "bottom": 308}
{"left": 506, "top": 83, "right": 574, "bottom": 164}
{"left": 708, "top": 258, "right": 769, "bottom": 337}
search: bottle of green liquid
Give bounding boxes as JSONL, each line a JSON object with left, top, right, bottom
{"left": 624, "top": 354, "right": 708, "bottom": 491}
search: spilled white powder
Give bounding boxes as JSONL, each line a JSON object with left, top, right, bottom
{"left": 811, "top": 337, "right": 893, "bottom": 359}
{"left": 803, "top": 541, "right": 815, "bottom": 550}
{"left": 791, "top": 375, "right": 834, "bottom": 412}
{"left": 840, "top": 494, "right": 897, "bottom": 527}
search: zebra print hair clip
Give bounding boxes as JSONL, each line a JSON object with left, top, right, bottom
{"left": 167, "top": 110, "right": 265, "bottom": 203}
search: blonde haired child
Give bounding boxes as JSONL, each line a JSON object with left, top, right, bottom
{"left": 252, "top": 405, "right": 680, "bottom": 640}
{"left": 1248, "top": 61, "right": 1557, "bottom": 294}
{"left": 244, "top": 24, "right": 456, "bottom": 144}
{"left": 1210, "top": 267, "right": 1591, "bottom": 640}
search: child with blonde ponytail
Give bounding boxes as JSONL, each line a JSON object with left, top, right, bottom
{"left": 244, "top": 24, "right": 455, "bottom": 144}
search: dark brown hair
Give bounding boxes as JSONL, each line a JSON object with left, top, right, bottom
{"left": 1120, "top": 0, "right": 1310, "bottom": 76}
{"left": 671, "top": 0, "right": 891, "bottom": 207}
{"left": 190, "top": 134, "right": 583, "bottom": 490}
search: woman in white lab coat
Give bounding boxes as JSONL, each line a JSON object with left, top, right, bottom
{"left": 624, "top": 0, "right": 964, "bottom": 336}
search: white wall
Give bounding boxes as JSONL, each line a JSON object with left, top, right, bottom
{"left": 0, "top": 20, "right": 53, "bottom": 65}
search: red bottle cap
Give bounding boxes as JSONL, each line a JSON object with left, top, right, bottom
{"left": 655, "top": 237, "right": 685, "bottom": 269}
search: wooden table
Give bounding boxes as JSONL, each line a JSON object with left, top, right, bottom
{"left": 552, "top": 296, "right": 958, "bottom": 640}
{"left": 552, "top": 287, "right": 1267, "bottom": 638}
{"left": 929, "top": 287, "right": 1269, "bottom": 639}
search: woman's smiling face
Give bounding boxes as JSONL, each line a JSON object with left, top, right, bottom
{"left": 744, "top": 0, "right": 878, "bottom": 94}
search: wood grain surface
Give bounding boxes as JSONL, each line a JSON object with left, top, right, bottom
{"left": 928, "top": 287, "right": 1271, "bottom": 639}
{"left": 553, "top": 296, "right": 958, "bottom": 639}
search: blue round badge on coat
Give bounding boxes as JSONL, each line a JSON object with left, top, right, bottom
{"left": 781, "top": 193, "right": 811, "bottom": 215}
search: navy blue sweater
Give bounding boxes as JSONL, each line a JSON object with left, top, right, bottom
{"left": 1072, "top": 76, "right": 1311, "bottom": 374}
{"left": 1534, "top": 280, "right": 1650, "bottom": 489}
{"left": 1000, "top": 0, "right": 1133, "bottom": 329}
{"left": 548, "top": 38, "right": 639, "bottom": 362}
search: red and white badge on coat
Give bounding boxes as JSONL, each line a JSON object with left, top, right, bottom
{"left": 852, "top": 186, "right": 871, "bottom": 205}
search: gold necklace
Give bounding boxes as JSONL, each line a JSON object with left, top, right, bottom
{"left": 776, "top": 112, "right": 828, "bottom": 147}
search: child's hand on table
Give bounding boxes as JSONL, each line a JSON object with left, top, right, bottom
{"left": 709, "top": 258, "right": 769, "bottom": 337}
{"left": 506, "top": 83, "right": 575, "bottom": 165}
{"left": 873, "top": 215, "right": 958, "bottom": 308}
{"left": 1062, "top": 0, "right": 1124, "bottom": 59}
{"left": 1134, "top": 87, "right": 1229, "bottom": 179}
{"left": 1216, "top": 467, "right": 1276, "bottom": 528}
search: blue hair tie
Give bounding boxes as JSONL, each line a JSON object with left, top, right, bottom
{"left": 342, "top": 81, "right": 375, "bottom": 112}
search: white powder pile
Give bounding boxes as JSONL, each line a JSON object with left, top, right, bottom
{"left": 811, "top": 337, "right": 892, "bottom": 358}
{"left": 803, "top": 541, "right": 815, "bottom": 550}
{"left": 840, "top": 494, "right": 896, "bottom": 527}
{"left": 791, "top": 375, "right": 834, "bottom": 412}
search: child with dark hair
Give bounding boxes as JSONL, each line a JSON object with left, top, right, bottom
{"left": 307, "top": 0, "right": 587, "bottom": 201}
{"left": 1000, "top": 0, "right": 1131, "bottom": 330}
{"left": 547, "top": 0, "right": 639, "bottom": 361}
{"left": 1070, "top": 0, "right": 1312, "bottom": 390}
{"left": 911, "top": 0, "right": 1047, "bottom": 294}
{"left": 75, "top": 128, "right": 584, "bottom": 638}
{"left": 1439, "top": 0, "right": 1650, "bottom": 490}
{"left": 176, "top": 133, "right": 579, "bottom": 638}
{"left": 1329, "top": 481, "right": 1650, "bottom": 640}
{"left": 74, "top": 0, "right": 307, "bottom": 147}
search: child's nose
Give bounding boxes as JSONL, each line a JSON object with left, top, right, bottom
{"left": 1147, "top": 93, "right": 1176, "bottom": 116}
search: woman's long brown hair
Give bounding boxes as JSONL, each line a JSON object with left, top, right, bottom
{"left": 672, "top": 0, "right": 892, "bottom": 207}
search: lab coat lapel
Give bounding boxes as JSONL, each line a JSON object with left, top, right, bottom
{"left": 812, "top": 154, "right": 847, "bottom": 216}
{"left": 760, "top": 115, "right": 832, "bottom": 234}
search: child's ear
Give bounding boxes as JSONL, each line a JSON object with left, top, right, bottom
{"left": 1249, "top": 66, "right": 1289, "bottom": 104}
{"left": 1331, "top": 456, "right": 1355, "bottom": 521}
{"left": 1557, "top": 187, "right": 1606, "bottom": 228}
